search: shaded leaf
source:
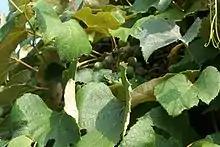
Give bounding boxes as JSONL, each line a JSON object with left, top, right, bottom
{"left": 10, "top": 93, "right": 80, "bottom": 147}
{"left": 76, "top": 82, "right": 124, "bottom": 144}
{"left": 7, "top": 69, "right": 33, "bottom": 86}
{"left": 0, "top": 84, "right": 34, "bottom": 106}
{"left": 119, "top": 107, "right": 184, "bottom": 147}
{"left": 0, "top": 13, "right": 27, "bottom": 84}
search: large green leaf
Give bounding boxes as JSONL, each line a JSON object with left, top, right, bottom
{"left": 76, "top": 82, "right": 124, "bottom": 145}
{"left": 10, "top": 93, "right": 80, "bottom": 147}
{"left": 111, "top": 16, "right": 181, "bottom": 62}
{"left": 0, "top": 13, "right": 27, "bottom": 84}
{"left": 132, "top": 17, "right": 181, "bottom": 62}
{"left": 55, "top": 19, "right": 92, "bottom": 62}
{"left": 34, "top": 0, "right": 62, "bottom": 42}
{"left": 155, "top": 66, "right": 220, "bottom": 116}
{"left": 130, "top": 0, "right": 171, "bottom": 13}
{"left": 35, "top": 0, "right": 92, "bottom": 61}
{"left": 119, "top": 107, "right": 195, "bottom": 147}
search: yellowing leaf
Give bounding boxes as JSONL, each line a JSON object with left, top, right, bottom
{"left": 75, "top": 7, "right": 125, "bottom": 34}
{"left": 64, "top": 79, "right": 78, "bottom": 123}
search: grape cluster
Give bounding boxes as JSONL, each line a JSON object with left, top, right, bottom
{"left": 93, "top": 44, "right": 147, "bottom": 79}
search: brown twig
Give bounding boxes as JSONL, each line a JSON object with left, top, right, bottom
{"left": 10, "top": 57, "right": 38, "bottom": 72}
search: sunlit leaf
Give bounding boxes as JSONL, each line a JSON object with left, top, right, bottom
{"left": 76, "top": 82, "right": 124, "bottom": 144}
{"left": 8, "top": 135, "right": 33, "bottom": 147}
{"left": 155, "top": 66, "right": 220, "bottom": 116}
{"left": 10, "top": 93, "right": 80, "bottom": 147}
{"left": 64, "top": 79, "right": 78, "bottom": 123}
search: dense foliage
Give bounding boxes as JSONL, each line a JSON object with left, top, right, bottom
{"left": 0, "top": 0, "right": 220, "bottom": 146}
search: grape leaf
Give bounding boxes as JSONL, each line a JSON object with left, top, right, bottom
{"left": 132, "top": 17, "right": 181, "bottom": 62}
{"left": 55, "top": 20, "right": 92, "bottom": 62}
{"left": 76, "top": 82, "right": 124, "bottom": 144}
{"left": 10, "top": 93, "right": 80, "bottom": 147}
{"left": 119, "top": 107, "right": 188, "bottom": 147}
{"left": 111, "top": 16, "right": 181, "bottom": 62}
{"left": 34, "top": 0, "right": 63, "bottom": 42}
{"left": 35, "top": 0, "right": 92, "bottom": 61}
{"left": 155, "top": 66, "right": 220, "bottom": 116}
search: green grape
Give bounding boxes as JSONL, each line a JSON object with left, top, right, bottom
{"left": 94, "top": 62, "right": 103, "bottom": 70}
{"left": 135, "top": 66, "right": 146, "bottom": 76}
{"left": 127, "top": 57, "right": 138, "bottom": 67}
{"left": 104, "top": 55, "right": 115, "bottom": 64}
{"left": 126, "top": 66, "right": 135, "bottom": 78}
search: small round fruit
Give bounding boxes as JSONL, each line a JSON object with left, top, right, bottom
{"left": 104, "top": 55, "right": 115, "bottom": 64}
{"left": 135, "top": 66, "right": 146, "bottom": 76}
{"left": 126, "top": 66, "right": 135, "bottom": 78}
{"left": 127, "top": 57, "right": 137, "bottom": 67}
{"left": 94, "top": 62, "right": 103, "bottom": 70}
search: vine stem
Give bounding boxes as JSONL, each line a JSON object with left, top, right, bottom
{"left": 77, "top": 58, "right": 97, "bottom": 67}
{"left": 126, "top": 0, "right": 132, "bottom": 6}
{"left": 9, "top": 0, "right": 23, "bottom": 13}
{"left": 10, "top": 57, "right": 38, "bottom": 72}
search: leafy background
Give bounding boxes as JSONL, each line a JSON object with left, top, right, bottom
{"left": 0, "top": 0, "right": 220, "bottom": 147}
